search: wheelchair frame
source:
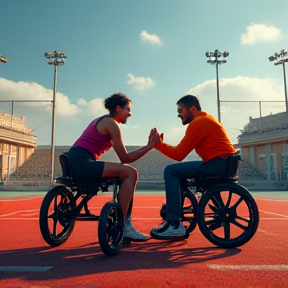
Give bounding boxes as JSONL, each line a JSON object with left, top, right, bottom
{"left": 39, "top": 153, "right": 124, "bottom": 257}
{"left": 39, "top": 152, "right": 259, "bottom": 257}
{"left": 160, "top": 154, "right": 259, "bottom": 247}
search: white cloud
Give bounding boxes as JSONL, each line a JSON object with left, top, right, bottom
{"left": 189, "top": 76, "right": 283, "bottom": 102}
{"left": 188, "top": 76, "right": 285, "bottom": 143}
{"left": 0, "top": 78, "right": 107, "bottom": 117}
{"left": 140, "top": 30, "right": 162, "bottom": 45}
{"left": 77, "top": 97, "right": 107, "bottom": 116}
{"left": 164, "top": 126, "right": 186, "bottom": 144}
{"left": 241, "top": 23, "right": 283, "bottom": 45}
{"left": 127, "top": 73, "right": 155, "bottom": 90}
{"left": 122, "top": 124, "right": 139, "bottom": 130}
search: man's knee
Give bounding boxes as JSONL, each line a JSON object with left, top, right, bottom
{"left": 164, "top": 165, "right": 172, "bottom": 178}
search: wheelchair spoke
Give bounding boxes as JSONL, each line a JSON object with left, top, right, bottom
{"left": 230, "top": 196, "right": 244, "bottom": 210}
{"left": 209, "top": 222, "right": 222, "bottom": 231}
{"left": 231, "top": 220, "right": 247, "bottom": 231}
{"left": 52, "top": 219, "right": 57, "bottom": 235}
{"left": 211, "top": 192, "right": 225, "bottom": 210}
{"left": 204, "top": 211, "right": 217, "bottom": 217}
{"left": 235, "top": 214, "right": 250, "bottom": 224}
{"left": 47, "top": 212, "right": 56, "bottom": 219}
{"left": 208, "top": 203, "right": 219, "bottom": 213}
{"left": 226, "top": 191, "right": 232, "bottom": 208}
{"left": 53, "top": 195, "right": 58, "bottom": 211}
{"left": 230, "top": 216, "right": 250, "bottom": 230}
{"left": 223, "top": 222, "right": 231, "bottom": 239}
{"left": 183, "top": 204, "right": 195, "bottom": 214}
{"left": 205, "top": 218, "right": 220, "bottom": 228}
{"left": 182, "top": 215, "right": 196, "bottom": 221}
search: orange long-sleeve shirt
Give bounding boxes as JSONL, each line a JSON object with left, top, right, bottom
{"left": 155, "top": 111, "right": 236, "bottom": 162}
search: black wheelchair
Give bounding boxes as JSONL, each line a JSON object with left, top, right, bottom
{"left": 160, "top": 154, "right": 259, "bottom": 248}
{"left": 39, "top": 153, "right": 124, "bottom": 257}
{"left": 39, "top": 153, "right": 259, "bottom": 257}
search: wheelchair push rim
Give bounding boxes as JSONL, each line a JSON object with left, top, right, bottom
{"left": 197, "top": 183, "right": 259, "bottom": 248}
{"left": 98, "top": 201, "right": 124, "bottom": 257}
{"left": 39, "top": 186, "right": 76, "bottom": 246}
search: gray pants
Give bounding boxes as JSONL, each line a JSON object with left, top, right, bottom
{"left": 164, "top": 157, "right": 229, "bottom": 221}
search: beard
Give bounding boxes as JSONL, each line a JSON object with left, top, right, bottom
{"left": 179, "top": 115, "right": 193, "bottom": 125}
{"left": 182, "top": 119, "right": 190, "bottom": 125}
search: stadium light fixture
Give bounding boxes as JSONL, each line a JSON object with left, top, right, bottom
{"left": 44, "top": 50, "right": 67, "bottom": 185}
{"left": 0, "top": 53, "right": 7, "bottom": 76}
{"left": 0, "top": 54, "right": 7, "bottom": 63}
{"left": 268, "top": 49, "right": 288, "bottom": 124}
{"left": 205, "top": 49, "right": 229, "bottom": 122}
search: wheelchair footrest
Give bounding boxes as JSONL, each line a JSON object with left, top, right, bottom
{"left": 76, "top": 214, "right": 99, "bottom": 221}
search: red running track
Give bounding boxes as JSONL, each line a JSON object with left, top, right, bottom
{"left": 0, "top": 192, "right": 288, "bottom": 288}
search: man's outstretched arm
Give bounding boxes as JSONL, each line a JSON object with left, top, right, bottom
{"left": 155, "top": 126, "right": 200, "bottom": 161}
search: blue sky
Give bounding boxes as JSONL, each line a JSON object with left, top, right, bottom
{"left": 0, "top": 0, "right": 287, "bottom": 147}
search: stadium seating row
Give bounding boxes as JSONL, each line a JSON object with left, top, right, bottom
{"left": 7, "top": 146, "right": 262, "bottom": 186}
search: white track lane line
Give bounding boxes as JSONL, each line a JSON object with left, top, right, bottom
{"left": 208, "top": 264, "right": 288, "bottom": 271}
{"left": 259, "top": 209, "right": 288, "bottom": 218}
{"left": 0, "top": 196, "right": 44, "bottom": 201}
{"left": 254, "top": 197, "right": 288, "bottom": 202}
{"left": 0, "top": 209, "right": 39, "bottom": 217}
{"left": 0, "top": 266, "right": 53, "bottom": 272}
{"left": 257, "top": 229, "right": 280, "bottom": 236}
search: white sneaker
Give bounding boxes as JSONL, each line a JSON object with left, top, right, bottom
{"left": 150, "top": 220, "right": 186, "bottom": 239}
{"left": 123, "top": 217, "right": 148, "bottom": 242}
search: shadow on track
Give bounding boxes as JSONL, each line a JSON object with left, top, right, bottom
{"left": 0, "top": 239, "right": 241, "bottom": 281}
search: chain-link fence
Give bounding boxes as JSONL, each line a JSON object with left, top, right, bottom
{"left": 220, "top": 101, "right": 286, "bottom": 143}
{"left": 0, "top": 100, "right": 53, "bottom": 145}
{"left": 0, "top": 100, "right": 287, "bottom": 187}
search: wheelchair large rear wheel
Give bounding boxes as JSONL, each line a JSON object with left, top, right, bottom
{"left": 198, "top": 183, "right": 259, "bottom": 248}
{"left": 98, "top": 201, "right": 124, "bottom": 257}
{"left": 160, "top": 190, "right": 198, "bottom": 237}
{"left": 39, "top": 186, "right": 76, "bottom": 246}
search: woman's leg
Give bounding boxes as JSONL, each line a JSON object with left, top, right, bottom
{"left": 101, "top": 162, "right": 137, "bottom": 218}
{"left": 102, "top": 162, "right": 147, "bottom": 241}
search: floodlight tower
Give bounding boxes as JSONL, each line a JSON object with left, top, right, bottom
{"left": 44, "top": 50, "right": 67, "bottom": 185}
{"left": 0, "top": 53, "right": 8, "bottom": 180}
{"left": 205, "top": 49, "right": 229, "bottom": 123}
{"left": 268, "top": 49, "right": 288, "bottom": 125}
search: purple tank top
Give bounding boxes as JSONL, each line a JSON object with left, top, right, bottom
{"left": 73, "top": 115, "right": 112, "bottom": 160}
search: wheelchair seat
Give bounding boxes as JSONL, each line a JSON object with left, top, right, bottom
{"left": 55, "top": 152, "right": 116, "bottom": 192}
{"left": 186, "top": 154, "right": 242, "bottom": 191}
{"left": 225, "top": 154, "right": 242, "bottom": 179}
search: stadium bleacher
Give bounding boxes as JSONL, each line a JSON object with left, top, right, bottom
{"left": 4, "top": 144, "right": 271, "bottom": 189}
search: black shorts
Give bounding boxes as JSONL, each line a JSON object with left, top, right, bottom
{"left": 67, "top": 146, "right": 105, "bottom": 180}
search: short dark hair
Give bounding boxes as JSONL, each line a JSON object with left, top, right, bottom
{"left": 177, "top": 95, "right": 201, "bottom": 111}
{"left": 104, "top": 93, "right": 131, "bottom": 115}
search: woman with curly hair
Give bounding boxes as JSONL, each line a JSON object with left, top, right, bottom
{"left": 68, "top": 93, "right": 158, "bottom": 241}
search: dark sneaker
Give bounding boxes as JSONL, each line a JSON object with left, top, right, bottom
{"left": 150, "top": 220, "right": 186, "bottom": 240}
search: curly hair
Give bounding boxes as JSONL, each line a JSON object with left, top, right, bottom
{"left": 104, "top": 93, "right": 131, "bottom": 115}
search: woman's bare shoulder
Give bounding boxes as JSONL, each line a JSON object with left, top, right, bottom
{"left": 98, "top": 116, "right": 119, "bottom": 134}
{"left": 100, "top": 116, "right": 118, "bottom": 126}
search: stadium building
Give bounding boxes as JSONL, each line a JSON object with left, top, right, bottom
{"left": 0, "top": 110, "right": 288, "bottom": 190}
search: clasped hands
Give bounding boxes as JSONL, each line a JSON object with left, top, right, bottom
{"left": 147, "top": 128, "right": 163, "bottom": 148}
